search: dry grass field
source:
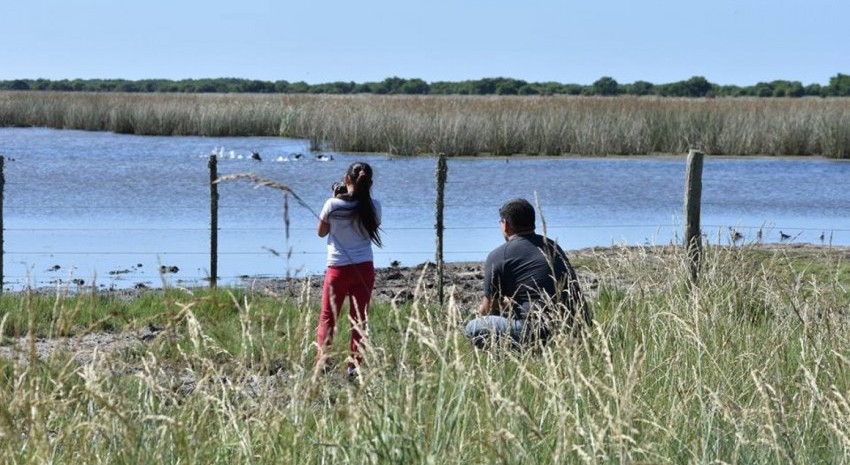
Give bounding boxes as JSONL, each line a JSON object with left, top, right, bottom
{"left": 2, "top": 91, "right": 850, "bottom": 158}
{"left": 2, "top": 243, "right": 849, "bottom": 463}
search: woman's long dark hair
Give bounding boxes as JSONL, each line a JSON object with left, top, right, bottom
{"left": 338, "top": 162, "right": 382, "bottom": 247}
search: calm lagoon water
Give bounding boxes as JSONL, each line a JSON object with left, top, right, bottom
{"left": 2, "top": 127, "right": 849, "bottom": 290}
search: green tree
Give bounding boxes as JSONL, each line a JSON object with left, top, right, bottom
{"left": 288, "top": 81, "right": 310, "bottom": 93}
{"left": 827, "top": 73, "right": 850, "bottom": 96}
{"left": 119, "top": 81, "right": 139, "bottom": 92}
{"left": 683, "top": 76, "right": 713, "bottom": 97}
{"left": 470, "top": 78, "right": 497, "bottom": 95}
{"left": 8, "top": 79, "right": 30, "bottom": 90}
{"left": 517, "top": 85, "right": 539, "bottom": 95}
{"left": 371, "top": 77, "right": 408, "bottom": 94}
{"left": 493, "top": 78, "right": 527, "bottom": 95}
{"left": 660, "top": 76, "right": 714, "bottom": 97}
{"left": 428, "top": 81, "right": 456, "bottom": 94}
{"left": 592, "top": 76, "right": 619, "bottom": 96}
{"left": 562, "top": 83, "right": 585, "bottom": 95}
{"left": 398, "top": 78, "right": 429, "bottom": 94}
{"left": 311, "top": 81, "right": 355, "bottom": 94}
{"left": 804, "top": 83, "right": 824, "bottom": 97}
{"left": 629, "top": 80, "right": 655, "bottom": 96}
{"left": 273, "top": 80, "right": 291, "bottom": 93}
{"left": 786, "top": 81, "right": 805, "bottom": 97}
{"left": 753, "top": 82, "right": 774, "bottom": 97}
{"left": 33, "top": 79, "right": 50, "bottom": 90}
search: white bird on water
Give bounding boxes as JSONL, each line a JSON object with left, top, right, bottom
{"left": 275, "top": 155, "right": 289, "bottom": 162}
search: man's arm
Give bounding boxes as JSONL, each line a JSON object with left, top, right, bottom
{"left": 478, "top": 247, "right": 511, "bottom": 316}
{"left": 476, "top": 296, "right": 493, "bottom": 316}
{"left": 476, "top": 295, "right": 511, "bottom": 316}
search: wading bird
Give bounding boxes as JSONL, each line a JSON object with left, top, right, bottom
{"left": 729, "top": 227, "right": 743, "bottom": 242}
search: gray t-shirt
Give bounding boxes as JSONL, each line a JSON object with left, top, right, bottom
{"left": 483, "top": 233, "right": 582, "bottom": 320}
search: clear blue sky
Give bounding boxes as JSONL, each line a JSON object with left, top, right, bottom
{"left": 2, "top": 0, "right": 847, "bottom": 86}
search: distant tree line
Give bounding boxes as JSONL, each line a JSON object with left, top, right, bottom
{"left": 2, "top": 74, "right": 850, "bottom": 97}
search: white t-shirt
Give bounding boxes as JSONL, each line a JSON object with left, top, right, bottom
{"left": 319, "top": 197, "right": 382, "bottom": 266}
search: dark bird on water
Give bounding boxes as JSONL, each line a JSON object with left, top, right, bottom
{"left": 251, "top": 151, "right": 262, "bottom": 161}
{"left": 819, "top": 231, "right": 825, "bottom": 243}
{"left": 729, "top": 227, "right": 743, "bottom": 242}
{"left": 779, "top": 230, "right": 791, "bottom": 241}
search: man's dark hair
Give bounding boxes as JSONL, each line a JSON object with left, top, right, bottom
{"left": 499, "top": 198, "right": 535, "bottom": 232}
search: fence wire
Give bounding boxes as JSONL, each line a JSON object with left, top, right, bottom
{"left": 2, "top": 153, "right": 849, "bottom": 289}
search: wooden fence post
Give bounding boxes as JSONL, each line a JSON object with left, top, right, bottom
{"left": 435, "top": 153, "right": 447, "bottom": 306}
{"left": 209, "top": 154, "right": 218, "bottom": 289}
{"left": 684, "top": 149, "right": 704, "bottom": 284}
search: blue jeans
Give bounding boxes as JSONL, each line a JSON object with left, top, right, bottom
{"left": 464, "top": 315, "right": 548, "bottom": 349}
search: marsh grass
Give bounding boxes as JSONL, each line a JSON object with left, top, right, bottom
{"left": 3, "top": 92, "right": 850, "bottom": 158}
{"left": 1, "top": 244, "right": 850, "bottom": 463}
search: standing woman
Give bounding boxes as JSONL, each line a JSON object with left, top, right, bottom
{"left": 316, "top": 161, "right": 382, "bottom": 377}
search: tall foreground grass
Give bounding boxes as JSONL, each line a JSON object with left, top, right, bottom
{"left": 1, "top": 245, "right": 850, "bottom": 464}
{"left": 2, "top": 91, "right": 850, "bottom": 157}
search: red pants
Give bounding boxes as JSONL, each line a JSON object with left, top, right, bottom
{"left": 316, "top": 261, "right": 375, "bottom": 369}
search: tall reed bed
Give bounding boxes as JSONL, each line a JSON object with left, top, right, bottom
{"left": 2, "top": 91, "right": 850, "bottom": 157}
{"left": 1, "top": 245, "right": 849, "bottom": 463}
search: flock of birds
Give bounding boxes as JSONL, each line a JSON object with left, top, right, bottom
{"left": 209, "top": 146, "right": 334, "bottom": 163}
{"left": 728, "top": 227, "right": 828, "bottom": 244}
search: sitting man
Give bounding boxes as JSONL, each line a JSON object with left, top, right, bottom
{"left": 465, "top": 198, "right": 591, "bottom": 349}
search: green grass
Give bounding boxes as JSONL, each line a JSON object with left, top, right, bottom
{"left": 1, "top": 245, "right": 850, "bottom": 463}
{"left": 2, "top": 91, "right": 850, "bottom": 157}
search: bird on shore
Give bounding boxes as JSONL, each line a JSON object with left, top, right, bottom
{"left": 779, "top": 230, "right": 791, "bottom": 241}
{"left": 729, "top": 227, "right": 743, "bottom": 243}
